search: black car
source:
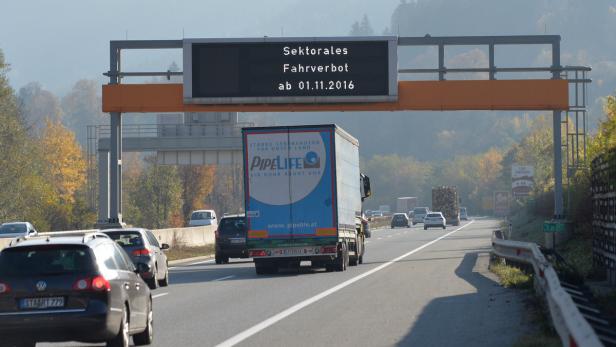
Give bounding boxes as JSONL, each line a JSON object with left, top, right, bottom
{"left": 215, "top": 215, "right": 247, "bottom": 264}
{"left": 0, "top": 231, "right": 153, "bottom": 347}
{"left": 391, "top": 213, "right": 410, "bottom": 228}
{"left": 103, "top": 228, "right": 170, "bottom": 290}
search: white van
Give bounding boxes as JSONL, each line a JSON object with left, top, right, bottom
{"left": 188, "top": 210, "right": 218, "bottom": 227}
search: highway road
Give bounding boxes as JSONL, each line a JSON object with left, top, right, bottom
{"left": 41, "top": 218, "right": 531, "bottom": 347}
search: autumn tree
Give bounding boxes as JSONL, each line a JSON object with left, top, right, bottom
{"left": 40, "top": 119, "right": 86, "bottom": 203}
{"left": 179, "top": 165, "right": 216, "bottom": 224}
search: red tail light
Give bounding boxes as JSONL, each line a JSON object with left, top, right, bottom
{"left": 131, "top": 249, "right": 152, "bottom": 256}
{"left": 72, "top": 276, "right": 111, "bottom": 292}
{"left": 321, "top": 246, "right": 337, "bottom": 254}
{"left": 91, "top": 276, "right": 111, "bottom": 292}
{"left": 249, "top": 250, "right": 267, "bottom": 257}
{"left": 0, "top": 282, "right": 10, "bottom": 294}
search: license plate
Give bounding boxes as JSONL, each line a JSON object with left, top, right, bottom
{"left": 230, "top": 238, "right": 246, "bottom": 244}
{"left": 20, "top": 297, "right": 65, "bottom": 310}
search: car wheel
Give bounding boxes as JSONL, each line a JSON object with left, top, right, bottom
{"left": 223, "top": 256, "right": 230, "bottom": 264}
{"left": 158, "top": 266, "right": 169, "bottom": 287}
{"left": 442, "top": 225, "right": 446, "bottom": 229}
{"left": 215, "top": 254, "right": 222, "bottom": 264}
{"left": 424, "top": 226, "right": 428, "bottom": 230}
{"left": 133, "top": 300, "right": 154, "bottom": 346}
{"left": 358, "top": 254, "right": 363, "bottom": 264}
{"left": 145, "top": 271, "right": 158, "bottom": 290}
{"left": 107, "top": 307, "right": 129, "bottom": 347}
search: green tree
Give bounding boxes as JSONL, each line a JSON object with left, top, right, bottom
{"left": 126, "top": 157, "right": 182, "bottom": 229}
{"left": 0, "top": 50, "right": 50, "bottom": 229}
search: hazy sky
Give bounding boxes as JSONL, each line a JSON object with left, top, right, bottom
{"left": 1, "top": 0, "right": 399, "bottom": 94}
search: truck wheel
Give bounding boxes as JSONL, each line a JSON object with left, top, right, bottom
{"left": 349, "top": 256, "right": 358, "bottom": 266}
{"left": 215, "top": 254, "right": 223, "bottom": 264}
{"left": 335, "top": 243, "right": 348, "bottom": 271}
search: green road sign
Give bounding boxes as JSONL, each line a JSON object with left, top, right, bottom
{"left": 543, "top": 220, "right": 566, "bottom": 233}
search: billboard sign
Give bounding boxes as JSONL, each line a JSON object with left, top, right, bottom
{"left": 512, "top": 165, "right": 534, "bottom": 196}
{"left": 183, "top": 37, "right": 398, "bottom": 104}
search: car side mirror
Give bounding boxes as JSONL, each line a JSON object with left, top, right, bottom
{"left": 135, "top": 262, "right": 151, "bottom": 275}
{"left": 161, "top": 243, "right": 170, "bottom": 250}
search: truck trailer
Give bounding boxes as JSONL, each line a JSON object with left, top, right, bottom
{"left": 432, "top": 186, "right": 460, "bottom": 226}
{"left": 396, "top": 197, "right": 418, "bottom": 213}
{"left": 243, "top": 124, "right": 371, "bottom": 275}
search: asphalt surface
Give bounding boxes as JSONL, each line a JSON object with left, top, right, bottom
{"left": 40, "top": 218, "right": 531, "bottom": 347}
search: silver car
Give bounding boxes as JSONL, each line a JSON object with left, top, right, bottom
{"left": 424, "top": 212, "right": 447, "bottom": 230}
{"left": 0, "top": 222, "right": 37, "bottom": 239}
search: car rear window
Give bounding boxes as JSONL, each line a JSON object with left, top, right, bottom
{"left": 0, "top": 224, "right": 26, "bottom": 235}
{"left": 105, "top": 231, "right": 144, "bottom": 248}
{"left": 191, "top": 211, "right": 212, "bottom": 220}
{"left": 413, "top": 208, "right": 428, "bottom": 214}
{"left": 0, "top": 245, "right": 95, "bottom": 276}
{"left": 219, "top": 218, "right": 246, "bottom": 235}
{"left": 427, "top": 213, "right": 441, "bottom": 217}
{"left": 393, "top": 214, "right": 406, "bottom": 219}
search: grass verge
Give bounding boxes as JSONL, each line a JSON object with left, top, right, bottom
{"left": 490, "top": 261, "right": 561, "bottom": 347}
{"left": 490, "top": 262, "right": 532, "bottom": 289}
{"left": 165, "top": 244, "right": 214, "bottom": 261}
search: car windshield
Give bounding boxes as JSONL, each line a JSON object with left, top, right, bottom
{"left": 105, "top": 231, "right": 144, "bottom": 248}
{"left": 191, "top": 211, "right": 212, "bottom": 220}
{"left": 393, "top": 214, "right": 406, "bottom": 219}
{"left": 0, "top": 245, "right": 95, "bottom": 276}
{"left": 219, "top": 218, "right": 246, "bottom": 236}
{"left": 0, "top": 223, "right": 26, "bottom": 234}
{"left": 427, "top": 213, "right": 441, "bottom": 217}
{"left": 413, "top": 208, "right": 428, "bottom": 214}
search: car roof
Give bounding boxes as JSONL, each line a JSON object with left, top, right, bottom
{"left": 192, "top": 209, "right": 215, "bottom": 213}
{"left": 102, "top": 228, "right": 147, "bottom": 233}
{"left": 1, "top": 222, "right": 30, "bottom": 226}
{"left": 4, "top": 231, "right": 110, "bottom": 249}
{"left": 221, "top": 214, "right": 245, "bottom": 219}
{"left": 393, "top": 213, "right": 407, "bottom": 215}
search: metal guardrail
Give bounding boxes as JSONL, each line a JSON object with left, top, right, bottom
{"left": 491, "top": 232, "right": 604, "bottom": 347}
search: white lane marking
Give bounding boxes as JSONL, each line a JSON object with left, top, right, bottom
{"left": 377, "top": 237, "right": 382, "bottom": 240}
{"left": 214, "top": 275, "right": 235, "bottom": 282}
{"left": 216, "top": 220, "right": 475, "bottom": 347}
{"left": 152, "top": 293, "right": 169, "bottom": 299}
{"left": 191, "top": 259, "right": 214, "bottom": 265}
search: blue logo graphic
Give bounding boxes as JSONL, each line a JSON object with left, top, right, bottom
{"left": 304, "top": 151, "right": 320, "bottom": 169}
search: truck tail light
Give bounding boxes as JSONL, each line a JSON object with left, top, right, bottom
{"left": 131, "top": 249, "right": 152, "bottom": 256}
{"left": 321, "top": 246, "right": 337, "bottom": 254}
{"left": 249, "top": 250, "right": 267, "bottom": 257}
{"left": 0, "top": 282, "right": 10, "bottom": 294}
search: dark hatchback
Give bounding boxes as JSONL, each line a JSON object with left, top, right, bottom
{"left": 103, "top": 228, "right": 170, "bottom": 290}
{"left": 215, "top": 215, "right": 248, "bottom": 264}
{"left": 391, "top": 213, "right": 410, "bottom": 228}
{"left": 0, "top": 232, "right": 153, "bottom": 347}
